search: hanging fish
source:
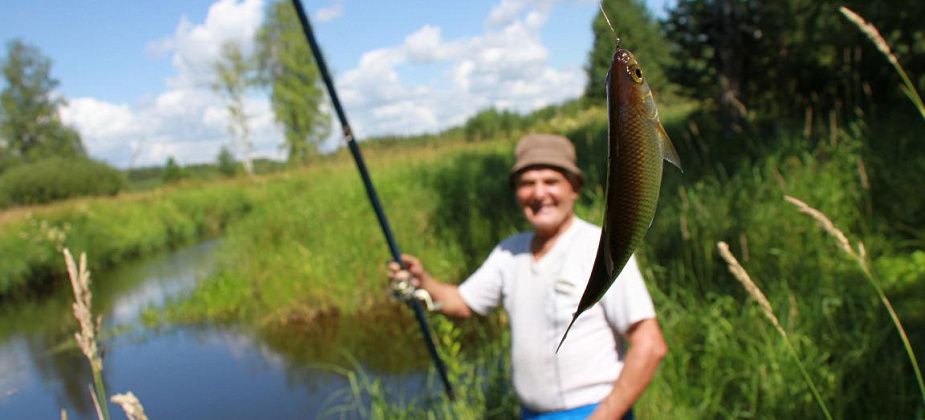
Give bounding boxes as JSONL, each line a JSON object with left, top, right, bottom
{"left": 557, "top": 38, "right": 682, "bottom": 352}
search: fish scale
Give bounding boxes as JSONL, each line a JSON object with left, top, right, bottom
{"left": 557, "top": 44, "right": 681, "bottom": 353}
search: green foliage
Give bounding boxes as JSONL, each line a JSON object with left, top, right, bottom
{"left": 463, "top": 108, "right": 526, "bottom": 142}
{"left": 335, "top": 315, "right": 518, "bottom": 418}
{"left": 255, "top": 0, "right": 330, "bottom": 165}
{"left": 0, "top": 157, "right": 123, "bottom": 207}
{"left": 662, "top": 0, "right": 925, "bottom": 127}
{"left": 211, "top": 41, "right": 255, "bottom": 175}
{"left": 161, "top": 156, "right": 184, "bottom": 184}
{"left": 0, "top": 39, "right": 84, "bottom": 162}
{"left": 584, "top": 0, "right": 673, "bottom": 100}
{"left": 216, "top": 145, "right": 239, "bottom": 177}
{"left": 0, "top": 180, "right": 257, "bottom": 296}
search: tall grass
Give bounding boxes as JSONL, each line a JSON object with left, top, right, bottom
{"left": 839, "top": 7, "right": 925, "bottom": 121}
{"left": 717, "top": 241, "right": 833, "bottom": 420}
{"left": 0, "top": 177, "right": 259, "bottom": 297}
{"left": 63, "top": 248, "right": 109, "bottom": 420}
{"left": 63, "top": 249, "right": 150, "bottom": 420}
{"left": 151, "top": 97, "right": 925, "bottom": 416}
{"left": 785, "top": 195, "right": 925, "bottom": 406}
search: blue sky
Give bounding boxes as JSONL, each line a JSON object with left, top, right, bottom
{"left": 0, "top": 0, "right": 673, "bottom": 168}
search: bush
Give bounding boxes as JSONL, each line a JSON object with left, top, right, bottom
{"left": 0, "top": 157, "right": 124, "bottom": 207}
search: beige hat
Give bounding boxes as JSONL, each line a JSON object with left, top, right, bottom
{"left": 510, "top": 133, "right": 583, "bottom": 184}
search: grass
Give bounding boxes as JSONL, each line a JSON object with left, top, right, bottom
{"left": 3, "top": 94, "right": 918, "bottom": 417}
{"left": 717, "top": 241, "right": 833, "bottom": 420}
{"left": 785, "top": 195, "right": 925, "bottom": 406}
{"left": 63, "top": 248, "right": 150, "bottom": 420}
{"left": 4, "top": 32, "right": 923, "bottom": 415}
{"left": 122, "top": 93, "right": 918, "bottom": 417}
{"left": 0, "top": 176, "right": 261, "bottom": 298}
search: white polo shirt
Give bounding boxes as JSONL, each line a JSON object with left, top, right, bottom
{"left": 458, "top": 217, "right": 656, "bottom": 412}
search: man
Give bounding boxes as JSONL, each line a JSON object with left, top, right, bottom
{"left": 388, "top": 133, "right": 667, "bottom": 419}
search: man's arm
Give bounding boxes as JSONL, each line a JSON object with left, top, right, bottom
{"left": 388, "top": 254, "right": 474, "bottom": 319}
{"left": 590, "top": 318, "right": 668, "bottom": 419}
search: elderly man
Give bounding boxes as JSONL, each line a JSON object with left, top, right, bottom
{"left": 389, "top": 133, "right": 666, "bottom": 419}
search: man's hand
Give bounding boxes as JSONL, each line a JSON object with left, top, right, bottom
{"left": 386, "top": 254, "right": 429, "bottom": 288}
{"left": 385, "top": 254, "right": 474, "bottom": 319}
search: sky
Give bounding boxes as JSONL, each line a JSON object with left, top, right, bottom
{"left": 0, "top": 0, "right": 673, "bottom": 169}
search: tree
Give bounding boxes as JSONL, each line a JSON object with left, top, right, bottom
{"left": 255, "top": 1, "right": 330, "bottom": 165}
{"left": 216, "top": 145, "right": 239, "bottom": 177}
{"left": 662, "top": 0, "right": 925, "bottom": 128}
{"left": 211, "top": 40, "right": 254, "bottom": 175}
{"left": 584, "top": 0, "right": 673, "bottom": 102}
{"left": 162, "top": 156, "right": 184, "bottom": 183}
{"left": 0, "top": 39, "right": 84, "bottom": 163}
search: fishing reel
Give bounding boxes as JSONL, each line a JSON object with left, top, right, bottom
{"left": 390, "top": 275, "right": 443, "bottom": 312}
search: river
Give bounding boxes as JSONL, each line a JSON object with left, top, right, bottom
{"left": 0, "top": 240, "right": 432, "bottom": 419}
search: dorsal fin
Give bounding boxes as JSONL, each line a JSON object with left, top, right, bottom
{"left": 656, "top": 123, "right": 683, "bottom": 172}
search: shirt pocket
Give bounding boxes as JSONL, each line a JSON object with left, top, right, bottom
{"left": 552, "top": 275, "right": 586, "bottom": 326}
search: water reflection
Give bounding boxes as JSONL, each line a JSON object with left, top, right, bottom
{"left": 0, "top": 240, "right": 431, "bottom": 419}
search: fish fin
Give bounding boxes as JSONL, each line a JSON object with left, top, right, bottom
{"left": 657, "top": 123, "right": 683, "bottom": 172}
{"left": 556, "top": 314, "right": 579, "bottom": 354}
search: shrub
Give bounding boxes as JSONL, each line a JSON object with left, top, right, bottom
{"left": 0, "top": 157, "right": 124, "bottom": 207}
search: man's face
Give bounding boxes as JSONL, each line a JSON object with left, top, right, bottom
{"left": 514, "top": 167, "right": 578, "bottom": 234}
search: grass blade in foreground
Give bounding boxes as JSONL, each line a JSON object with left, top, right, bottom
{"left": 785, "top": 195, "right": 925, "bottom": 407}
{"left": 111, "top": 392, "right": 149, "bottom": 420}
{"left": 839, "top": 6, "right": 925, "bottom": 121}
{"left": 717, "top": 241, "right": 833, "bottom": 420}
{"left": 64, "top": 248, "right": 110, "bottom": 420}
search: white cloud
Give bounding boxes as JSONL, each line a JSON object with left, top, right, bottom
{"left": 333, "top": 0, "right": 585, "bottom": 140}
{"left": 315, "top": 2, "right": 344, "bottom": 23}
{"left": 62, "top": 0, "right": 283, "bottom": 168}
{"left": 62, "top": 0, "right": 588, "bottom": 167}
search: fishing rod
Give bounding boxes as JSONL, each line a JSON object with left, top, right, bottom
{"left": 289, "top": 0, "right": 455, "bottom": 401}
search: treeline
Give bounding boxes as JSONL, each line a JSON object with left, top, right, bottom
{"left": 0, "top": 40, "right": 124, "bottom": 208}
{"left": 588, "top": 0, "right": 924, "bottom": 142}
{"left": 581, "top": 0, "right": 925, "bottom": 243}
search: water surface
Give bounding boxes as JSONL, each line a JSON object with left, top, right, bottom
{"left": 0, "top": 241, "right": 430, "bottom": 419}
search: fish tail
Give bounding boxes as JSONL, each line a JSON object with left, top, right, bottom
{"left": 556, "top": 314, "right": 579, "bottom": 354}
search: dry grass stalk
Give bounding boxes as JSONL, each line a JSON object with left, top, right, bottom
{"left": 784, "top": 195, "right": 925, "bottom": 406}
{"left": 89, "top": 384, "right": 104, "bottom": 420}
{"left": 716, "top": 241, "right": 832, "bottom": 420}
{"left": 63, "top": 248, "right": 110, "bottom": 420}
{"left": 64, "top": 249, "right": 103, "bottom": 373}
{"left": 717, "top": 242, "right": 784, "bottom": 336}
{"left": 840, "top": 6, "right": 925, "bottom": 120}
{"left": 783, "top": 196, "right": 859, "bottom": 259}
{"left": 111, "top": 392, "right": 149, "bottom": 420}
{"left": 839, "top": 7, "right": 899, "bottom": 67}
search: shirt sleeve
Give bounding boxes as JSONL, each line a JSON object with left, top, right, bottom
{"left": 600, "top": 255, "right": 656, "bottom": 335}
{"left": 458, "top": 245, "right": 507, "bottom": 316}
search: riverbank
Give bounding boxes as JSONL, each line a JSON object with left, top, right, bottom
{"left": 0, "top": 177, "right": 266, "bottom": 298}
{"left": 3, "top": 101, "right": 922, "bottom": 417}
{"left": 162, "top": 105, "right": 924, "bottom": 417}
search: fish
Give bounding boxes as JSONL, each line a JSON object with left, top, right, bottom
{"left": 557, "top": 38, "right": 682, "bottom": 353}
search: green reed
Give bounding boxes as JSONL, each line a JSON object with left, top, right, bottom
{"left": 786, "top": 195, "right": 925, "bottom": 407}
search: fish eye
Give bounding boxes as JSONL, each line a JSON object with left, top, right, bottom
{"left": 628, "top": 64, "right": 644, "bottom": 84}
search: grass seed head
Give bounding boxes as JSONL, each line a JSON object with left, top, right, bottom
{"left": 111, "top": 392, "right": 149, "bottom": 420}
{"left": 716, "top": 241, "right": 785, "bottom": 336}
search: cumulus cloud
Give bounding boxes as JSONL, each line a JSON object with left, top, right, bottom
{"left": 334, "top": 0, "right": 585, "bottom": 139}
{"left": 62, "top": 0, "right": 282, "bottom": 168}
{"left": 62, "top": 0, "right": 588, "bottom": 167}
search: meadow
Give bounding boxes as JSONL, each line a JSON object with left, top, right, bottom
{"left": 3, "top": 89, "right": 924, "bottom": 417}
{"left": 153, "top": 100, "right": 925, "bottom": 417}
